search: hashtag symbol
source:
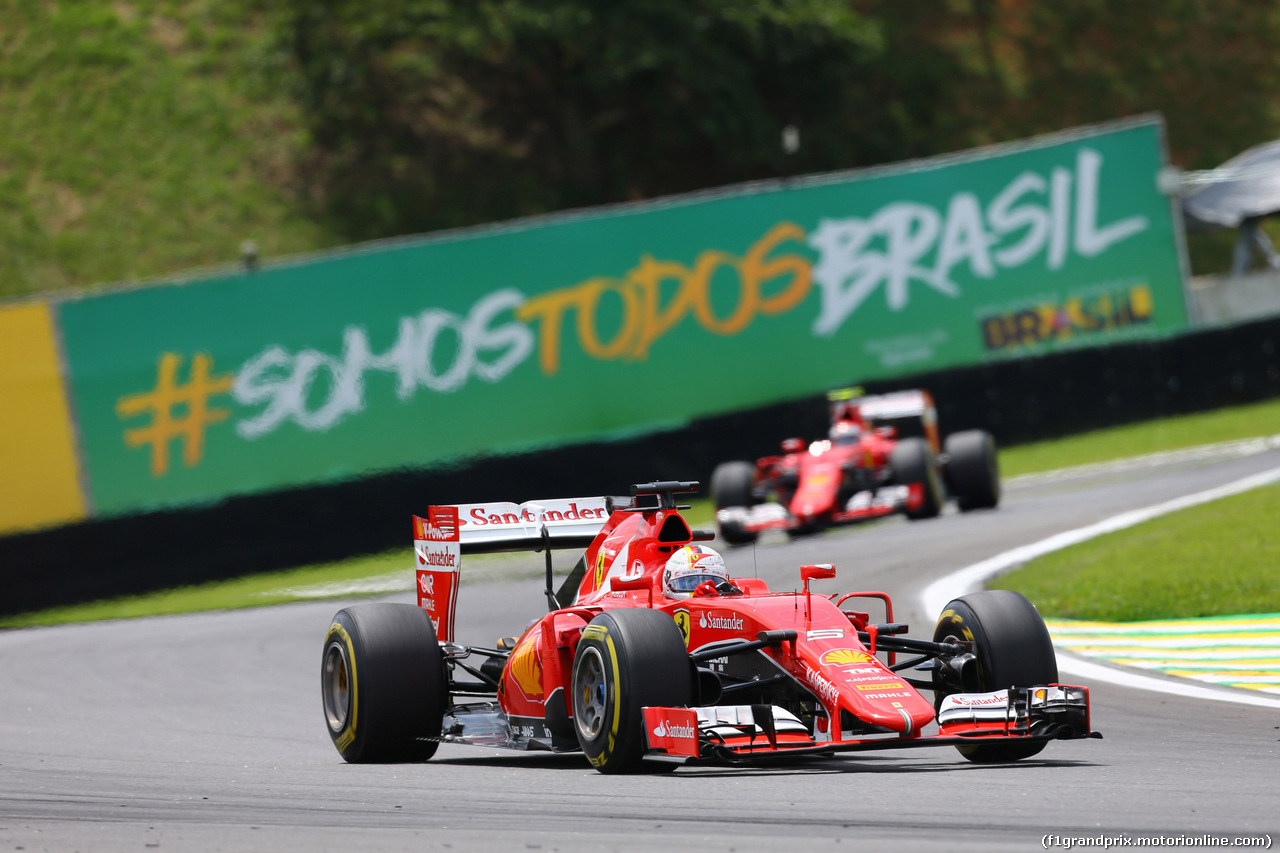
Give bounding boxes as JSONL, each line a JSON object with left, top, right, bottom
{"left": 116, "top": 353, "right": 235, "bottom": 476}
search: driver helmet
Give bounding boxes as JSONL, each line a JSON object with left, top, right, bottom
{"left": 829, "top": 420, "right": 863, "bottom": 445}
{"left": 663, "top": 545, "right": 729, "bottom": 598}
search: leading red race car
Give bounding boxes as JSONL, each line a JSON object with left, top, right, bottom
{"left": 712, "top": 389, "right": 1001, "bottom": 544}
{"left": 321, "top": 481, "right": 1097, "bottom": 773}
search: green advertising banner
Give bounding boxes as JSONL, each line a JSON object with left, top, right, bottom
{"left": 58, "top": 116, "right": 1187, "bottom": 516}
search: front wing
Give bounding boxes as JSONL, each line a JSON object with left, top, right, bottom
{"left": 718, "top": 485, "right": 916, "bottom": 533}
{"left": 644, "top": 685, "right": 1097, "bottom": 764}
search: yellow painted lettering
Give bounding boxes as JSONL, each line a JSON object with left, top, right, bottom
{"left": 575, "top": 277, "right": 640, "bottom": 360}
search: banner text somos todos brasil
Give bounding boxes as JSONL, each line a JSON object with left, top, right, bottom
{"left": 57, "top": 117, "right": 1185, "bottom": 517}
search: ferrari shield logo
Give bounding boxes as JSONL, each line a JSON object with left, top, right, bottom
{"left": 594, "top": 550, "right": 608, "bottom": 588}
{"left": 673, "top": 609, "right": 692, "bottom": 648}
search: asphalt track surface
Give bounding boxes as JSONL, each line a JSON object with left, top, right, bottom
{"left": 3, "top": 450, "right": 1279, "bottom": 852}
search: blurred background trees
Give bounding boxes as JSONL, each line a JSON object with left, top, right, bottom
{"left": 277, "top": 0, "right": 1280, "bottom": 258}
{"left": 5, "top": 0, "right": 1280, "bottom": 296}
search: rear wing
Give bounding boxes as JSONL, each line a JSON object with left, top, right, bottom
{"left": 447, "top": 496, "right": 611, "bottom": 553}
{"left": 829, "top": 388, "right": 939, "bottom": 451}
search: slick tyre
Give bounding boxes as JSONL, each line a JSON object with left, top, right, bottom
{"left": 889, "top": 437, "right": 943, "bottom": 520}
{"left": 932, "top": 590, "right": 1058, "bottom": 763}
{"left": 944, "top": 430, "right": 1001, "bottom": 511}
{"left": 711, "top": 460, "right": 758, "bottom": 545}
{"left": 572, "top": 608, "right": 694, "bottom": 774}
{"left": 322, "top": 603, "right": 446, "bottom": 763}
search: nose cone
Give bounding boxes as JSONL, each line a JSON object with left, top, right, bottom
{"left": 843, "top": 680, "right": 936, "bottom": 735}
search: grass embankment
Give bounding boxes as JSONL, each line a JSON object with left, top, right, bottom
{"left": 1, "top": 1, "right": 335, "bottom": 300}
{"left": 3, "top": 399, "right": 1278, "bottom": 627}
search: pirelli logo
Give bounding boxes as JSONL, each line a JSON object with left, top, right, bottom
{"left": 856, "top": 682, "right": 906, "bottom": 691}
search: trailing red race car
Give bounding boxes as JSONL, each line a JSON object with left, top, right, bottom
{"left": 712, "top": 389, "right": 1001, "bottom": 544}
{"left": 321, "top": 481, "right": 1096, "bottom": 773}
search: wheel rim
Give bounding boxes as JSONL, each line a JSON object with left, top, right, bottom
{"left": 574, "top": 646, "right": 608, "bottom": 743}
{"left": 323, "top": 641, "right": 351, "bottom": 732}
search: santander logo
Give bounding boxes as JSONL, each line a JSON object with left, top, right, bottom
{"left": 950, "top": 694, "right": 1008, "bottom": 707}
{"left": 653, "top": 720, "right": 697, "bottom": 740}
{"left": 699, "top": 611, "right": 744, "bottom": 631}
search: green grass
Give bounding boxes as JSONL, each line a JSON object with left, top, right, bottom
{"left": 0, "top": 1, "right": 338, "bottom": 299}
{"left": 997, "top": 396, "right": 1280, "bottom": 478}
{"left": 3, "top": 402, "right": 1277, "bottom": 627}
{"left": 990, "top": 482, "right": 1280, "bottom": 621}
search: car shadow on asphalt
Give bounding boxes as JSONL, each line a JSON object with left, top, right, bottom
{"left": 427, "top": 750, "right": 1102, "bottom": 776}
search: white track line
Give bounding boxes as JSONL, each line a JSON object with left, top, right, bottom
{"left": 922, "top": 465, "right": 1280, "bottom": 710}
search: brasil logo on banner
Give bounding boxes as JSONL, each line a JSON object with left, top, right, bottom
{"left": 414, "top": 506, "right": 460, "bottom": 642}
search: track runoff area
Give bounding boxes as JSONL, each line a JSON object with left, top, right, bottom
{"left": 925, "top": 436, "right": 1280, "bottom": 711}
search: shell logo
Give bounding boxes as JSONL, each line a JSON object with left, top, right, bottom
{"left": 821, "top": 648, "right": 876, "bottom": 666}
{"left": 508, "top": 640, "right": 543, "bottom": 696}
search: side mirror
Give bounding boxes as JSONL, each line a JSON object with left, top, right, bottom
{"left": 800, "top": 563, "right": 836, "bottom": 584}
{"left": 781, "top": 437, "right": 804, "bottom": 454}
{"left": 612, "top": 573, "right": 649, "bottom": 591}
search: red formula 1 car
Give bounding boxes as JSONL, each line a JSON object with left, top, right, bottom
{"left": 711, "top": 389, "right": 1001, "bottom": 544}
{"left": 321, "top": 481, "right": 1096, "bottom": 773}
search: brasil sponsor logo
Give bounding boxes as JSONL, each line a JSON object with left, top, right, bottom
{"left": 699, "top": 611, "right": 745, "bottom": 632}
{"left": 821, "top": 648, "right": 876, "bottom": 667}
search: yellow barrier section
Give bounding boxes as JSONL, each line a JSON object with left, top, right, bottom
{"left": 0, "top": 302, "right": 86, "bottom": 534}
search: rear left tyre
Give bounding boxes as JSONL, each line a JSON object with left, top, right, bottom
{"left": 322, "top": 603, "right": 446, "bottom": 763}
{"left": 572, "top": 608, "right": 694, "bottom": 774}
{"left": 932, "top": 590, "right": 1058, "bottom": 763}
{"left": 944, "top": 430, "right": 1001, "bottom": 511}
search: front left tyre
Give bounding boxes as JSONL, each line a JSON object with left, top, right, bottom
{"left": 889, "top": 437, "right": 943, "bottom": 520}
{"left": 572, "top": 608, "right": 694, "bottom": 774}
{"left": 710, "top": 460, "right": 759, "bottom": 545}
{"left": 932, "top": 590, "right": 1058, "bottom": 763}
{"left": 322, "top": 602, "right": 446, "bottom": 763}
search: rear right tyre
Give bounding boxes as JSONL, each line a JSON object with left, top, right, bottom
{"left": 944, "top": 430, "right": 1001, "bottom": 511}
{"left": 322, "top": 603, "right": 446, "bottom": 763}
